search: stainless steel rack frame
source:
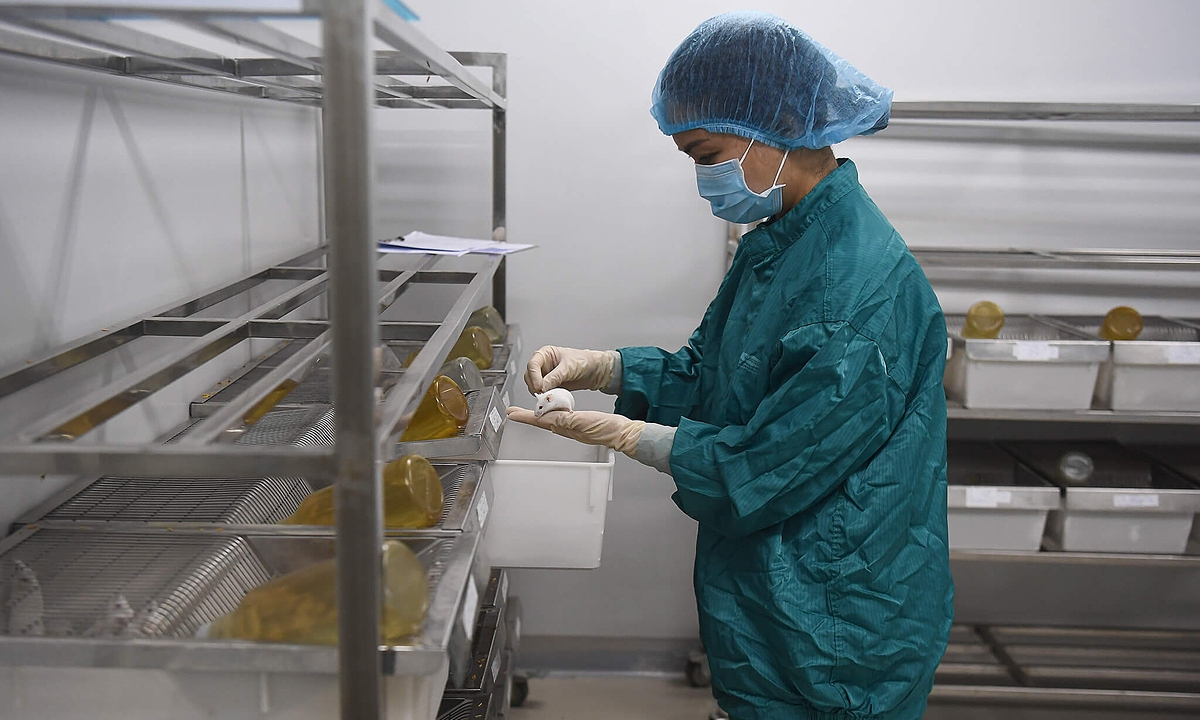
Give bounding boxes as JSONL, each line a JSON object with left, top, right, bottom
{"left": 0, "top": 3, "right": 509, "bottom": 718}
{"left": 886, "top": 101, "right": 1200, "bottom": 154}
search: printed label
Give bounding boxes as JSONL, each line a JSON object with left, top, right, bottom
{"left": 965, "top": 487, "right": 1013, "bottom": 508}
{"left": 476, "top": 490, "right": 490, "bottom": 529}
{"left": 1013, "top": 342, "right": 1060, "bottom": 361}
{"left": 502, "top": 391, "right": 511, "bottom": 408}
{"left": 498, "top": 571, "right": 509, "bottom": 604}
{"left": 462, "top": 578, "right": 479, "bottom": 643}
{"left": 1165, "top": 345, "right": 1200, "bottom": 364}
{"left": 1114, "top": 493, "right": 1160, "bottom": 509}
{"left": 488, "top": 407, "right": 503, "bottom": 433}
{"left": 490, "top": 642, "right": 502, "bottom": 683}
{"left": 946, "top": 338, "right": 953, "bottom": 361}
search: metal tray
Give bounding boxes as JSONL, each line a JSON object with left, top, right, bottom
{"left": 191, "top": 325, "right": 522, "bottom": 418}
{"left": 1039, "top": 315, "right": 1200, "bottom": 411}
{"left": 214, "top": 383, "right": 506, "bottom": 462}
{"left": 18, "top": 463, "right": 486, "bottom": 533}
{"left": 0, "top": 526, "right": 478, "bottom": 677}
{"left": 387, "top": 342, "right": 514, "bottom": 377}
{"left": 1133, "top": 445, "right": 1200, "bottom": 554}
{"left": 396, "top": 386, "right": 507, "bottom": 461}
{"left": 946, "top": 442, "right": 1060, "bottom": 551}
{"left": 1004, "top": 441, "right": 1200, "bottom": 554}
{"left": 944, "top": 314, "right": 1109, "bottom": 410}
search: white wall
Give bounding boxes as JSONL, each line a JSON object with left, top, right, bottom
{"left": 0, "top": 54, "right": 320, "bottom": 531}
{"left": 391, "top": 0, "right": 1200, "bottom": 641}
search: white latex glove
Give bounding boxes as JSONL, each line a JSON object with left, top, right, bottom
{"left": 506, "top": 406, "right": 643, "bottom": 457}
{"left": 524, "top": 346, "right": 615, "bottom": 394}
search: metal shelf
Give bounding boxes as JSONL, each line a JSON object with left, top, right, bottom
{"left": 0, "top": 524, "right": 480, "bottom": 677}
{"left": 0, "top": 2, "right": 504, "bottom": 110}
{"left": 0, "top": 247, "right": 502, "bottom": 479}
{"left": 912, "top": 246, "right": 1200, "bottom": 272}
{"left": 947, "top": 402, "right": 1200, "bottom": 426}
{"left": 950, "top": 549, "right": 1200, "bottom": 568}
{"left": 929, "top": 623, "right": 1200, "bottom": 714}
{"left": 890, "top": 101, "right": 1200, "bottom": 123}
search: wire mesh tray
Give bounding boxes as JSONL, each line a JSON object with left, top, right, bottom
{"left": 192, "top": 367, "right": 404, "bottom": 416}
{"left": 227, "top": 387, "right": 505, "bottom": 461}
{"left": 29, "top": 464, "right": 484, "bottom": 532}
{"left": 0, "top": 526, "right": 478, "bottom": 676}
{"left": 1002, "top": 441, "right": 1187, "bottom": 490}
{"left": 396, "top": 386, "right": 506, "bottom": 461}
{"left": 235, "top": 404, "right": 337, "bottom": 447}
{"left": 945, "top": 314, "right": 1109, "bottom": 362}
{"left": 387, "top": 341, "right": 516, "bottom": 378}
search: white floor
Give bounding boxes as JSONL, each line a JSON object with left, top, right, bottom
{"left": 508, "top": 675, "right": 722, "bottom": 720}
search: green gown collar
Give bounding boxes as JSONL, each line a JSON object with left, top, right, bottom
{"left": 738, "top": 158, "right": 860, "bottom": 261}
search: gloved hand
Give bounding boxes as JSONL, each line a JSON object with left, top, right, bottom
{"left": 525, "top": 346, "right": 616, "bottom": 394}
{"left": 506, "top": 406, "right": 643, "bottom": 456}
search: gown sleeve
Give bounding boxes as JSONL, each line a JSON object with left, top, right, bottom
{"left": 668, "top": 320, "right": 906, "bottom": 538}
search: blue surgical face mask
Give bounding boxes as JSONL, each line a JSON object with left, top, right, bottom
{"left": 695, "top": 139, "right": 789, "bottom": 224}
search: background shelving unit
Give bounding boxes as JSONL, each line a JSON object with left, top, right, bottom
{"left": 0, "top": 3, "right": 509, "bottom": 719}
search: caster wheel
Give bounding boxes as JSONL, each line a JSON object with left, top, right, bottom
{"left": 685, "top": 655, "right": 711, "bottom": 688}
{"left": 510, "top": 674, "right": 529, "bottom": 707}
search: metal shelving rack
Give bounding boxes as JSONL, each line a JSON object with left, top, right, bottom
{"left": 889, "top": 103, "right": 1200, "bottom": 714}
{"left": 0, "top": 3, "right": 507, "bottom": 719}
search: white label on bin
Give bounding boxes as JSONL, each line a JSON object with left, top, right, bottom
{"left": 488, "top": 407, "right": 503, "bottom": 433}
{"left": 946, "top": 338, "right": 953, "bottom": 360}
{"left": 502, "top": 391, "right": 511, "bottom": 408}
{"left": 462, "top": 578, "right": 479, "bottom": 643}
{"left": 965, "top": 487, "right": 1012, "bottom": 508}
{"left": 1013, "top": 342, "right": 1059, "bottom": 361}
{"left": 490, "top": 643, "right": 502, "bottom": 684}
{"left": 1114, "top": 493, "right": 1160, "bottom": 508}
{"left": 1165, "top": 345, "right": 1200, "bottom": 364}
{"left": 476, "top": 490, "right": 490, "bottom": 529}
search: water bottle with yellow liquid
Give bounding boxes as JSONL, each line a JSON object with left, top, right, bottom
{"left": 204, "top": 541, "right": 428, "bottom": 644}
{"left": 400, "top": 375, "right": 470, "bottom": 442}
{"left": 281, "top": 455, "right": 444, "bottom": 529}
{"left": 962, "top": 301, "right": 1005, "bottom": 339}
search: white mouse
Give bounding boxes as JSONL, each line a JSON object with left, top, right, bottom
{"left": 534, "top": 388, "right": 576, "bottom": 418}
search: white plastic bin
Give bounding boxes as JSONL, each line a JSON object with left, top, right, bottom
{"left": 0, "top": 660, "right": 448, "bottom": 720}
{"left": 484, "top": 420, "right": 616, "bottom": 569}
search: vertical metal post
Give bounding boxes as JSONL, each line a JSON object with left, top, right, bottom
{"left": 321, "top": 2, "right": 383, "bottom": 719}
{"left": 491, "top": 55, "right": 507, "bottom": 318}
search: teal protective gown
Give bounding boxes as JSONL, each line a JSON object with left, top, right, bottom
{"left": 616, "top": 160, "right": 953, "bottom": 720}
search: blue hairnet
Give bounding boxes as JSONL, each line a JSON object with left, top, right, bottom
{"left": 651, "top": 11, "right": 893, "bottom": 150}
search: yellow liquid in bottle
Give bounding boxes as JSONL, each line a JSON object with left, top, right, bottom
{"left": 962, "top": 301, "right": 1005, "bottom": 339}
{"left": 467, "top": 306, "right": 506, "bottom": 344}
{"left": 400, "top": 375, "right": 470, "bottom": 442}
{"left": 401, "top": 326, "right": 494, "bottom": 370}
{"left": 282, "top": 455, "right": 444, "bottom": 529}
{"left": 205, "top": 540, "right": 429, "bottom": 645}
{"left": 445, "top": 326, "right": 494, "bottom": 370}
{"left": 1099, "top": 306, "right": 1143, "bottom": 341}
{"left": 243, "top": 379, "right": 300, "bottom": 426}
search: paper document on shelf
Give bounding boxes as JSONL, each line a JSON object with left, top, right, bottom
{"left": 378, "top": 231, "right": 535, "bottom": 256}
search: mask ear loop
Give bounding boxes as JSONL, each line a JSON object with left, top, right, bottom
{"left": 741, "top": 139, "right": 790, "bottom": 194}
{"left": 771, "top": 148, "right": 790, "bottom": 188}
{"left": 739, "top": 138, "right": 756, "bottom": 164}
